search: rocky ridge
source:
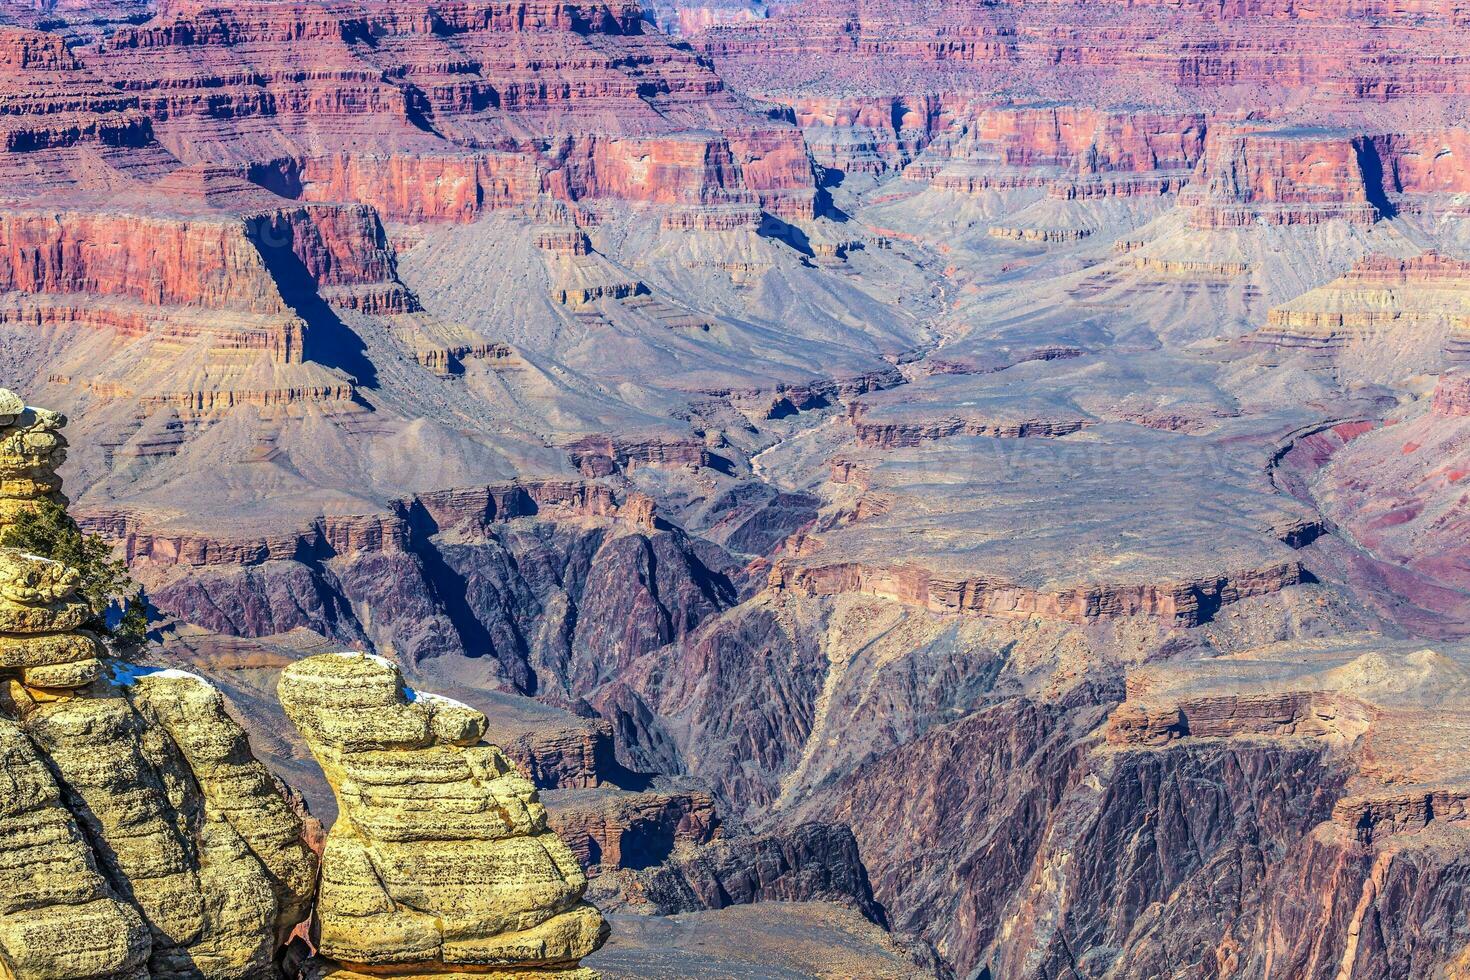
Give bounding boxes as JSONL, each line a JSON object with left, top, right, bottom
{"left": 0, "top": 388, "right": 319, "bottom": 980}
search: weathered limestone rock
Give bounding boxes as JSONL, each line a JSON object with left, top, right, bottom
{"left": 280, "top": 653, "right": 609, "bottom": 978}
{"left": 0, "top": 714, "right": 151, "bottom": 980}
{"left": 8, "top": 668, "right": 320, "bottom": 978}
{"left": 0, "top": 389, "right": 21, "bottom": 425}
{"left": 0, "top": 390, "right": 67, "bottom": 528}
{"left": 0, "top": 392, "right": 102, "bottom": 692}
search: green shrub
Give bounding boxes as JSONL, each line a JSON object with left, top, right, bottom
{"left": 1, "top": 499, "right": 148, "bottom": 650}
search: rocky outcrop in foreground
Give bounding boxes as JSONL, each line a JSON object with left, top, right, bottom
{"left": 281, "top": 652, "right": 609, "bottom": 978}
{"left": 0, "top": 392, "right": 615, "bottom": 980}
{"left": 0, "top": 388, "right": 320, "bottom": 978}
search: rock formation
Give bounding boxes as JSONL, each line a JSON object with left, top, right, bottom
{"left": 11, "top": 666, "right": 321, "bottom": 977}
{"left": 0, "top": 546, "right": 106, "bottom": 691}
{"left": 0, "top": 390, "right": 319, "bottom": 979}
{"left": 0, "top": 389, "right": 103, "bottom": 692}
{"left": 0, "top": 388, "right": 66, "bottom": 528}
{"left": 1250, "top": 251, "right": 1470, "bottom": 381}
{"left": 279, "top": 652, "right": 608, "bottom": 978}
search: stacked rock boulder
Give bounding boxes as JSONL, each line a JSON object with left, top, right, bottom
{"left": 0, "top": 389, "right": 320, "bottom": 979}
{"left": 0, "top": 548, "right": 107, "bottom": 692}
{"left": 0, "top": 389, "right": 106, "bottom": 693}
{"left": 0, "top": 388, "right": 66, "bottom": 525}
{"left": 280, "top": 652, "right": 609, "bottom": 979}
{"left": 0, "top": 389, "right": 104, "bottom": 693}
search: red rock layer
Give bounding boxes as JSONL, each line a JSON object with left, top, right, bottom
{"left": 65, "top": 0, "right": 819, "bottom": 220}
{"left": 0, "top": 207, "right": 287, "bottom": 313}
{"left": 0, "top": 27, "right": 179, "bottom": 198}
{"left": 697, "top": 0, "right": 1470, "bottom": 185}
{"left": 1367, "top": 130, "right": 1470, "bottom": 199}
{"left": 886, "top": 104, "right": 1209, "bottom": 202}
{"left": 546, "top": 790, "right": 721, "bottom": 868}
{"left": 697, "top": 0, "right": 1018, "bottom": 69}
{"left": 775, "top": 95, "right": 948, "bottom": 174}
{"left": 0, "top": 168, "right": 416, "bottom": 363}
{"left": 959, "top": 106, "right": 1204, "bottom": 174}
{"left": 1181, "top": 129, "right": 1384, "bottom": 227}
{"left": 852, "top": 415, "right": 1091, "bottom": 448}
{"left": 1335, "top": 250, "right": 1470, "bottom": 285}
{"left": 565, "top": 434, "right": 711, "bottom": 477}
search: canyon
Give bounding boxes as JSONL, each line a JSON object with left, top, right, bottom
{"left": 0, "top": 0, "right": 1468, "bottom": 976}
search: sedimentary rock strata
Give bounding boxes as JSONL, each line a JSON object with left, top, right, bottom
{"left": 0, "top": 391, "right": 66, "bottom": 526}
{"left": 1004, "top": 635, "right": 1470, "bottom": 980}
{"left": 0, "top": 712, "right": 152, "bottom": 980}
{"left": 280, "top": 652, "right": 609, "bottom": 976}
{"left": 0, "top": 638, "right": 321, "bottom": 979}
{"left": 778, "top": 419, "right": 1322, "bottom": 628}
{"left": 5, "top": 0, "right": 1470, "bottom": 972}
{"left": 0, "top": 548, "right": 105, "bottom": 690}
{"left": 1252, "top": 251, "right": 1470, "bottom": 380}
{"left": 13, "top": 667, "right": 320, "bottom": 977}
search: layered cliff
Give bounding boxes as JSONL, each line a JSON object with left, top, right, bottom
{"left": 0, "top": 166, "right": 419, "bottom": 417}
{"left": 64, "top": 0, "right": 819, "bottom": 221}
{"left": 1251, "top": 251, "right": 1470, "bottom": 380}
{"left": 990, "top": 636, "right": 1470, "bottom": 980}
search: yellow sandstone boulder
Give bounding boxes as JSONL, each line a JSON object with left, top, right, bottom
{"left": 0, "top": 393, "right": 68, "bottom": 528}
{"left": 9, "top": 667, "right": 320, "bottom": 977}
{"left": 280, "top": 653, "right": 609, "bottom": 978}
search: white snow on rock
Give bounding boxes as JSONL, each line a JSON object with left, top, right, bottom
{"left": 405, "top": 687, "right": 475, "bottom": 712}
{"left": 109, "top": 662, "right": 211, "bottom": 687}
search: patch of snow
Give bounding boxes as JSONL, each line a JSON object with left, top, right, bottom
{"left": 108, "top": 661, "right": 210, "bottom": 688}
{"left": 403, "top": 686, "right": 474, "bottom": 712}
{"left": 15, "top": 552, "right": 64, "bottom": 567}
{"left": 329, "top": 651, "right": 397, "bottom": 670}
{"left": 148, "top": 668, "right": 208, "bottom": 682}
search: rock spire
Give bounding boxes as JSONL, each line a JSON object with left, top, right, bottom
{"left": 280, "top": 652, "right": 609, "bottom": 979}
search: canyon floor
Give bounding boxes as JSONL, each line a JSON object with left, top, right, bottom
{"left": 2, "top": 0, "right": 1470, "bottom": 975}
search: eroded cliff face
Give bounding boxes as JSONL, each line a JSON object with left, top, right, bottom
{"left": 590, "top": 584, "right": 1470, "bottom": 979}
{"left": 5, "top": 667, "right": 320, "bottom": 979}
{"left": 118, "top": 489, "right": 744, "bottom": 700}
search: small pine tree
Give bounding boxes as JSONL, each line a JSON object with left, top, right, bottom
{"left": 1, "top": 498, "right": 148, "bottom": 649}
{"left": 116, "top": 591, "right": 150, "bottom": 651}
